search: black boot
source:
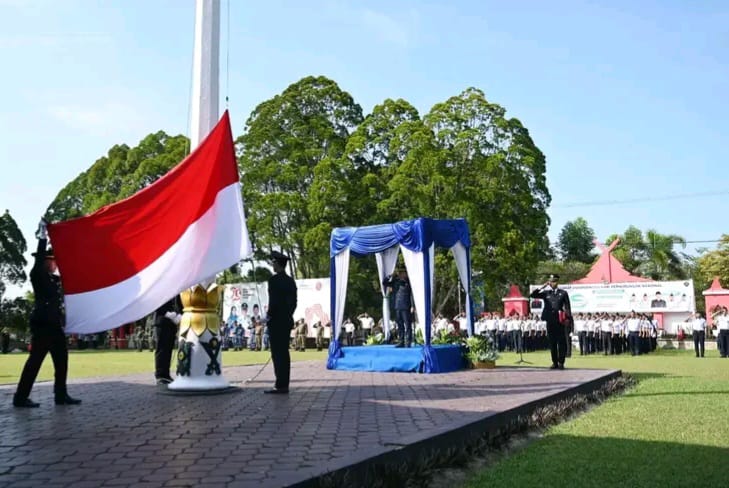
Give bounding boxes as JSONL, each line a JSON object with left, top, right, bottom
{"left": 55, "top": 394, "right": 82, "bottom": 405}
{"left": 13, "top": 397, "right": 40, "bottom": 408}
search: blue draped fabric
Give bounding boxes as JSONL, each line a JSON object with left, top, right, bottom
{"left": 327, "top": 339, "right": 344, "bottom": 369}
{"left": 422, "top": 345, "right": 441, "bottom": 373}
{"left": 330, "top": 217, "right": 471, "bottom": 257}
{"left": 330, "top": 344, "right": 463, "bottom": 373}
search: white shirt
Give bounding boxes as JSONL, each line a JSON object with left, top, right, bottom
{"left": 345, "top": 321, "right": 355, "bottom": 333}
{"left": 716, "top": 316, "right": 729, "bottom": 331}
{"left": 497, "top": 319, "right": 506, "bottom": 332}
{"left": 585, "top": 319, "right": 594, "bottom": 333}
{"left": 692, "top": 318, "right": 707, "bottom": 332}
{"left": 573, "top": 319, "right": 585, "bottom": 333}
{"left": 600, "top": 319, "right": 612, "bottom": 333}
{"left": 359, "top": 316, "right": 374, "bottom": 330}
{"left": 626, "top": 318, "right": 641, "bottom": 333}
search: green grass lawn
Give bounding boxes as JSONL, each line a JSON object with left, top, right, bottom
{"left": 0, "top": 348, "right": 328, "bottom": 385}
{"left": 466, "top": 348, "right": 729, "bottom": 488}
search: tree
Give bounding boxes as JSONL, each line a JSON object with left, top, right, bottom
{"left": 0, "top": 296, "right": 33, "bottom": 335}
{"left": 416, "top": 87, "right": 552, "bottom": 306}
{"left": 556, "top": 217, "right": 596, "bottom": 264}
{"left": 46, "top": 132, "right": 189, "bottom": 221}
{"left": 606, "top": 226, "right": 645, "bottom": 274}
{"left": 694, "top": 235, "right": 729, "bottom": 289}
{"left": 237, "top": 76, "right": 364, "bottom": 278}
{"left": 0, "top": 210, "right": 27, "bottom": 299}
{"left": 606, "top": 226, "right": 687, "bottom": 280}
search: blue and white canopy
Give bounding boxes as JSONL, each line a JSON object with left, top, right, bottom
{"left": 327, "top": 217, "right": 473, "bottom": 373}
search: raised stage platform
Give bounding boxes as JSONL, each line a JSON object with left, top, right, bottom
{"left": 329, "top": 344, "right": 465, "bottom": 373}
{"left": 0, "top": 360, "right": 621, "bottom": 488}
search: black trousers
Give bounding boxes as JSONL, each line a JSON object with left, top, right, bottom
{"left": 395, "top": 309, "right": 412, "bottom": 345}
{"left": 602, "top": 331, "right": 612, "bottom": 354}
{"left": 577, "top": 331, "right": 586, "bottom": 355}
{"left": 269, "top": 329, "right": 290, "bottom": 390}
{"left": 628, "top": 331, "right": 639, "bottom": 356}
{"left": 693, "top": 330, "right": 705, "bottom": 357}
{"left": 15, "top": 329, "right": 68, "bottom": 401}
{"left": 718, "top": 330, "right": 729, "bottom": 358}
{"left": 546, "top": 320, "right": 567, "bottom": 366}
{"left": 154, "top": 320, "right": 176, "bottom": 380}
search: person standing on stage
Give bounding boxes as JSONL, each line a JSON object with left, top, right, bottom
{"left": 13, "top": 219, "right": 81, "bottom": 408}
{"left": 530, "top": 274, "right": 572, "bottom": 369}
{"left": 153, "top": 295, "right": 182, "bottom": 384}
{"left": 265, "top": 251, "right": 297, "bottom": 394}
{"left": 383, "top": 267, "right": 414, "bottom": 348}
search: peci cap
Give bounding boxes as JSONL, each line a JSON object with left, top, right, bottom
{"left": 269, "top": 250, "right": 290, "bottom": 265}
{"left": 548, "top": 273, "right": 560, "bottom": 281}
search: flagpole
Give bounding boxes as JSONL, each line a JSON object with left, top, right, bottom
{"left": 167, "top": 0, "right": 229, "bottom": 392}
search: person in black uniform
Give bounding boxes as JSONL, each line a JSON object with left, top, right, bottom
{"left": 264, "top": 251, "right": 297, "bottom": 394}
{"left": 530, "top": 274, "right": 572, "bottom": 370}
{"left": 154, "top": 295, "right": 182, "bottom": 384}
{"left": 383, "top": 267, "right": 414, "bottom": 348}
{"left": 13, "top": 219, "right": 81, "bottom": 408}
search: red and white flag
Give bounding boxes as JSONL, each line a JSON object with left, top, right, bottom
{"left": 48, "top": 111, "right": 251, "bottom": 334}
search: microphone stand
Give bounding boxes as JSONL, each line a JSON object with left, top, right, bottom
{"left": 514, "top": 320, "right": 532, "bottom": 365}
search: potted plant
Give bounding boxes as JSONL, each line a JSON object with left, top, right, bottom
{"left": 465, "top": 335, "right": 500, "bottom": 369}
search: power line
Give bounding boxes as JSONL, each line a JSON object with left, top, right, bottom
{"left": 556, "top": 190, "right": 729, "bottom": 208}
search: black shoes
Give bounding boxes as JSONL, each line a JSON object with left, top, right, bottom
{"left": 395, "top": 343, "right": 405, "bottom": 348}
{"left": 55, "top": 394, "right": 82, "bottom": 405}
{"left": 264, "top": 388, "right": 289, "bottom": 394}
{"left": 549, "top": 364, "right": 558, "bottom": 369}
{"left": 558, "top": 363, "right": 565, "bottom": 370}
{"left": 13, "top": 398, "right": 40, "bottom": 408}
{"left": 156, "top": 377, "right": 173, "bottom": 385}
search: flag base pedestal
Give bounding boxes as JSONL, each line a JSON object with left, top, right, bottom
{"left": 168, "top": 284, "right": 231, "bottom": 392}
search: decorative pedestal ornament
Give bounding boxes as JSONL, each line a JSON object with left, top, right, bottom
{"left": 472, "top": 360, "right": 496, "bottom": 369}
{"left": 167, "top": 283, "right": 230, "bottom": 391}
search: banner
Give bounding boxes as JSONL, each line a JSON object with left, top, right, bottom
{"left": 223, "top": 278, "right": 331, "bottom": 337}
{"left": 529, "top": 280, "right": 695, "bottom": 314}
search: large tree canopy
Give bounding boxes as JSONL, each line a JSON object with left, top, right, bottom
{"left": 46, "top": 132, "right": 189, "bottom": 221}
{"left": 421, "top": 88, "right": 551, "bottom": 300}
{"left": 0, "top": 210, "right": 27, "bottom": 299}
{"left": 237, "top": 75, "right": 364, "bottom": 278}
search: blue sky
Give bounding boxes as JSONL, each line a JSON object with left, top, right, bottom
{"left": 1, "top": 0, "right": 728, "bottom": 294}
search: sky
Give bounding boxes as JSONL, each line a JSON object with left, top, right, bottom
{"left": 1, "top": 0, "right": 728, "bottom": 296}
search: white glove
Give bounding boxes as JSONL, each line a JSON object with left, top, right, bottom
{"left": 174, "top": 313, "right": 182, "bottom": 325}
{"left": 35, "top": 218, "right": 48, "bottom": 240}
{"left": 164, "top": 311, "right": 177, "bottom": 321}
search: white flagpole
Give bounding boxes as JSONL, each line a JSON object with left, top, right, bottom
{"left": 168, "top": 0, "right": 228, "bottom": 392}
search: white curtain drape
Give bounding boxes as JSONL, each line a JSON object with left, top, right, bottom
{"left": 375, "top": 246, "right": 400, "bottom": 340}
{"left": 400, "top": 245, "right": 426, "bottom": 338}
{"left": 333, "top": 249, "right": 350, "bottom": 340}
{"left": 450, "top": 241, "right": 473, "bottom": 335}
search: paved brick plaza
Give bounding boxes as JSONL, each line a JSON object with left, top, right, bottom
{"left": 0, "top": 361, "right": 618, "bottom": 488}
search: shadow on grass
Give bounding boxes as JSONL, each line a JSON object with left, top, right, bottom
{"left": 628, "top": 372, "right": 671, "bottom": 382}
{"left": 626, "top": 389, "right": 729, "bottom": 398}
{"left": 467, "top": 434, "right": 729, "bottom": 487}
